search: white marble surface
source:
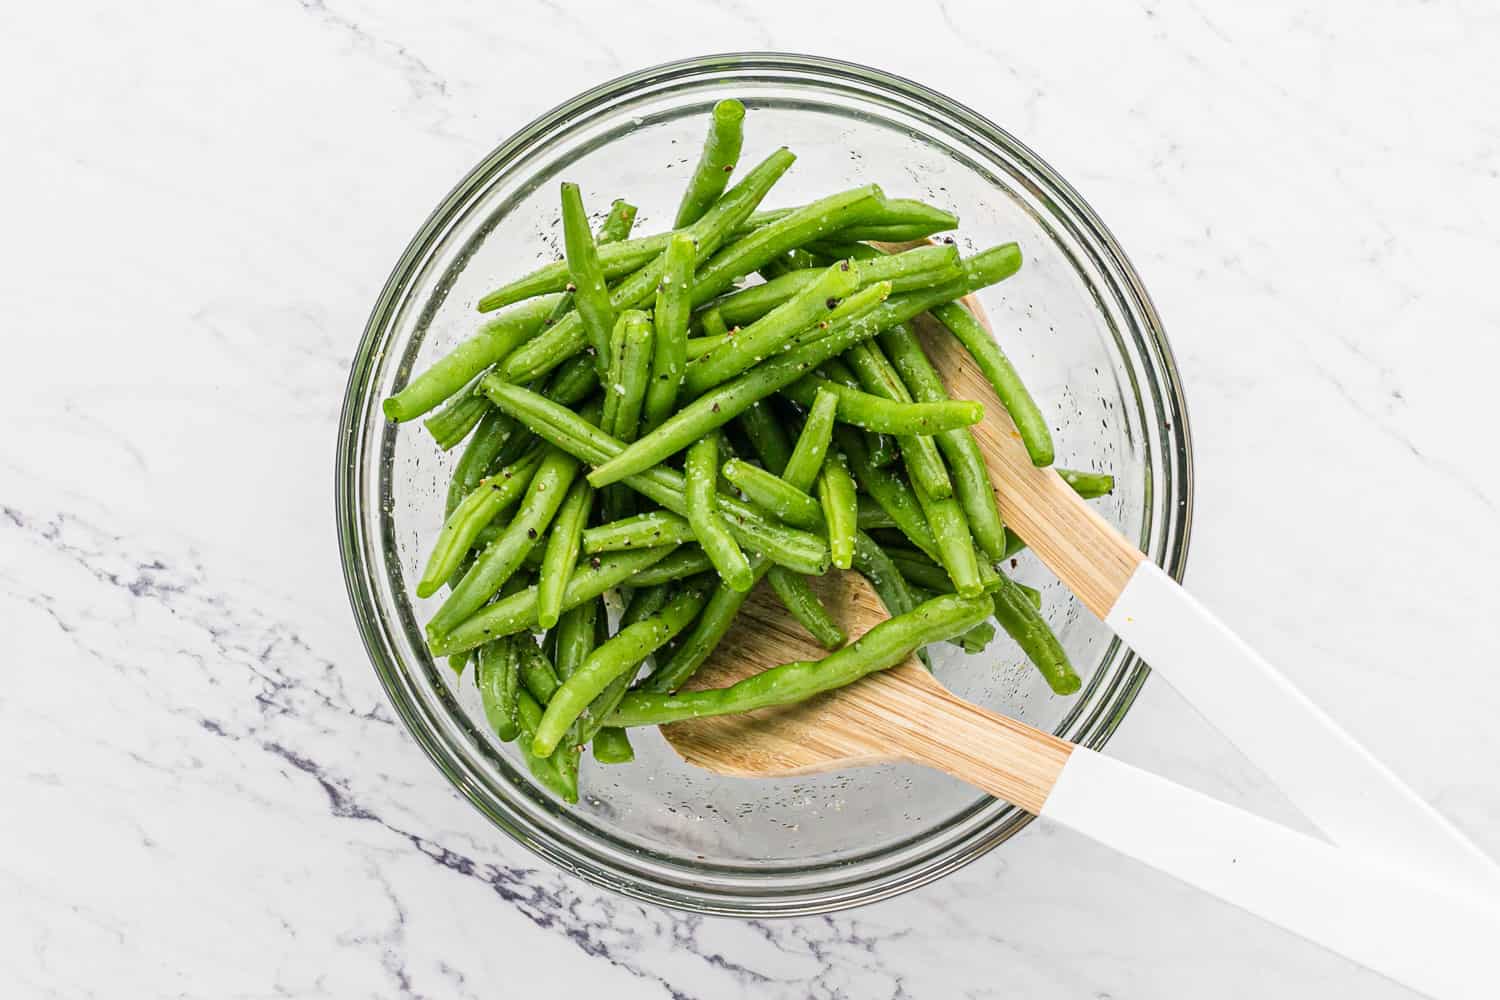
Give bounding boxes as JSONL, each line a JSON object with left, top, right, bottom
{"left": 4, "top": 1, "right": 1498, "bottom": 996}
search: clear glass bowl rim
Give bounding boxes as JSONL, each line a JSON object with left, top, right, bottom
{"left": 336, "top": 51, "right": 1194, "bottom": 916}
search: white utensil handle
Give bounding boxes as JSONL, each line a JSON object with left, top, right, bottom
{"left": 1108, "top": 561, "right": 1500, "bottom": 894}
{"left": 1044, "top": 747, "right": 1500, "bottom": 999}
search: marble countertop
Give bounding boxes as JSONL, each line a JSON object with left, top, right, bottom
{"left": 5, "top": 2, "right": 1498, "bottom": 996}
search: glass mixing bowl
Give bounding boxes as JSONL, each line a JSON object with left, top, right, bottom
{"left": 336, "top": 53, "right": 1193, "bottom": 915}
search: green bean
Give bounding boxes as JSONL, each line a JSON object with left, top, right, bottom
{"left": 674, "top": 98, "right": 746, "bottom": 227}
{"left": 628, "top": 546, "right": 714, "bottom": 586}
{"left": 502, "top": 149, "right": 797, "bottom": 383}
{"left": 481, "top": 379, "right": 830, "bottom": 575}
{"left": 560, "top": 182, "right": 617, "bottom": 373}
{"left": 818, "top": 357, "right": 898, "bottom": 468}
{"left": 906, "top": 586, "right": 996, "bottom": 653}
{"left": 736, "top": 399, "right": 794, "bottom": 475}
{"left": 419, "top": 449, "right": 545, "bottom": 597}
{"left": 685, "top": 333, "right": 726, "bottom": 361}
{"left": 719, "top": 459, "right": 822, "bottom": 527}
{"left": 732, "top": 197, "right": 958, "bottom": 244}
{"left": 685, "top": 437, "right": 753, "bottom": 591}
{"left": 514, "top": 688, "right": 579, "bottom": 803}
{"left": 430, "top": 545, "right": 678, "bottom": 655}
{"left": 641, "top": 233, "right": 696, "bottom": 434}
{"left": 427, "top": 447, "right": 581, "bottom": 638}
{"left": 780, "top": 375, "right": 981, "bottom": 436}
{"left": 700, "top": 306, "right": 729, "bottom": 338}
{"left": 384, "top": 293, "right": 564, "bottom": 422}
{"left": 836, "top": 427, "right": 940, "bottom": 563}
{"left": 423, "top": 373, "right": 491, "bottom": 450}
{"left": 610, "top": 593, "right": 993, "bottom": 727}
{"left": 782, "top": 386, "right": 838, "bottom": 492}
{"left": 536, "top": 477, "right": 592, "bottom": 629}
{"left": 517, "top": 637, "right": 562, "bottom": 704}
{"left": 1058, "top": 469, "right": 1115, "bottom": 498}
{"left": 489, "top": 366, "right": 589, "bottom": 470}
{"left": 851, "top": 531, "right": 917, "bottom": 618}
{"left": 540, "top": 197, "right": 639, "bottom": 339}
{"left": 855, "top": 498, "right": 897, "bottom": 531}
{"left": 931, "top": 300, "right": 1053, "bottom": 466}
{"left": 991, "top": 572, "right": 1079, "bottom": 695}
{"left": 911, "top": 471, "right": 982, "bottom": 598}
{"left": 477, "top": 639, "right": 521, "bottom": 742}
{"left": 879, "top": 321, "right": 1007, "bottom": 559}
{"left": 553, "top": 598, "right": 599, "bottom": 681}
{"left": 643, "top": 558, "right": 769, "bottom": 693}
{"left": 609, "top": 311, "right": 654, "bottom": 444}
{"left": 689, "top": 185, "right": 882, "bottom": 304}
{"left": 765, "top": 569, "right": 846, "bottom": 649}
{"left": 842, "top": 341, "right": 952, "bottom": 500}
{"left": 709, "top": 244, "right": 963, "bottom": 328}
{"left": 445, "top": 408, "right": 519, "bottom": 514}
{"left": 535, "top": 582, "right": 713, "bottom": 755}
{"left": 478, "top": 237, "right": 669, "bottom": 314}
{"left": 581, "top": 510, "right": 695, "bottom": 553}
{"left": 1016, "top": 580, "right": 1043, "bottom": 609}
{"left": 591, "top": 728, "right": 635, "bottom": 764}
{"left": 588, "top": 243, "right": 1022, "bottom": 487}
{"left": 888, "top": 552, "right": 957, "bottom": 594}
{"left": 683, "top": 259, "right": 861, "bottom": 395}
{"left": 818, "top": 452, "right": 858, "bottom": 570}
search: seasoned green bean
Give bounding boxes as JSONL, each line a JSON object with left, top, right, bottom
{"left": 419, "top": 449, "right": 545, "bottom": 598}
{"left": 517, "top": 637, "right": 562, "bottom": 704}
{"left": 732, "top": 197, "right": 958, "bottom": 244}
{"left": 535, "top": 582, "right": 713, "bottom": 755}
{"left": 430, "top": 546, "right": 679, "bottom": 656}
{"left": 591, "top": 728, "right": 635, "bottom": 764}
{"left": 682, "top": 259, "right": 861, "bottom": 395}
{"left": 855, "top": 497, "right": 898, "bottom": 531}
{"left": 911, "top": 472, "right": 982, "bottom": 598}
{"left": 384, "top": 293, "right": 563, "bottom": 422}
{"left": 427, "top": 446, "right": 581, "bottom": 638}
{"left": 836, "top": 427, "right": 940, "bottom": 562}
{"left": 781, "top": 386, "right": 838, "bottom": 491}
{"left": 582, "top": 510, "right": 695, "bottom": 553}
{"left": 720, "top": 458, "right": 822, "bottom": 527}
{"left": 686, "top": 333, "right": 727, "bottom": 360}
{"left": 766, "top": 569, "right": 846, "bottom": 649}
{"left": 780, "top": 375, "right": 981, "bottom": 436}
{"left": 476, "top": 639, "right": 520, "bottom": 742}
{"left": 514, "top": 688, "right": 578, "bottom": 803}
{"left": 553, "top": 598, "right": 600, "bottom": 682}
{"left": 481, "top": 379, "right": 830, "bottom": 575}
{"left": 991, "top": 572, "right": 1079, "bottom": 694}
{"left": 609, "top": 311, "right": 654, "bottom": 444}
{"left": 818, "top": 357, "right": 898, "bottom": 468}
{"left": 537, "top": 477, "right": 592, "bottom": 629}
{"left": 879, "top": 321, "right": 1007, "bottom": 559}
{"left": 818, "top": 452, "right": 858, "bottom": 570}
{"left": 478, "top": 237, "right": 669, "bottom": 314}
{"left": 589, "top": 244, "right": 1022, "bottom": 487}
{"left": 644, "top": 558, "right": 769, "bottom": 693}
{"left": 561, "top": 182, "right": 617, "bottom": 373}
{"left": 931, "top": 300, "right": 1053, "bottom": 466}
{"left": 674, "top": 98, "right": 746, "bottom": 227}
{"left": 842, "top": 340, "right": 952, "bottom": 500}
{"left": 445, "top": 408, "right": 518, "bottom": 514}
{"left": 686, "top": 437, "right": 753, "bottom": 591}
{"left": 641, "top": 233, "right": 695, "bottom": 434}
{"left": 610, "top": 593, "right": 993, "bottom": 727}
{"left": 541, "top": 196, "right": 639, "bottom": 335}
{"left": 701, "top": 306, "right": 729, "bottom": 338}
{"left": 1058, "top": 468, "right": 1115, "bottom": 498}
{"left": 737, "top": 399, "right": 794, "bottom": 475}
{"left": 424, "top": 373, "right": 491, "bottom": 450}
{"left": 628, "top": 546, "right": 714, "bottom": 586}
{"left": 502, "top": 149, "right": 797, "bottom": 383}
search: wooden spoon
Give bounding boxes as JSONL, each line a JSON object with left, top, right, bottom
{"left": 652, "top": 296, "right": 1500, "bottom": 998}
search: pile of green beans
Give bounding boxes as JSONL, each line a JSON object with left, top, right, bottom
{"left": 386, "top": 99, "right": 1120, "bottom": 804}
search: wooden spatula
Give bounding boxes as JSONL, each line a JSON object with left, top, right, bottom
{"left": 656, "top": 297, "right": 1500, "bottom": 999}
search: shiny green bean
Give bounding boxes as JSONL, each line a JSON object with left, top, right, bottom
{"left": 644, "top": 557, "right": 770, "bottom": 693}
{"left": 628, "top": 546, "right": 714, "bottom": 586}
{"left": 641, "top": 233, "right": 696, "bottom": 434}
{"left": 581, "top": 510, "right": 695, "bottom": 553}
{"left": 720, "top": 459, "right": 822, "bottom": 527}
{"left": 780, "top": 375, "right": 981, "bottom": 436}
{"left": 674, "top": 98, "right": 746, "bottom": 227}
{"left": 423, "top": 373, "right": 491, "bottom": 450}
{"left": 835, "top": 427, "right": 940, "bottom": 562}
{"left": 737, "top": 399, "right": 793, "bottom": 475}
{"left": 765, "top": 568, "right": 846, "bottom": 649}
{"left": 445, "top": 408, "right": 518, "bottom": 514}
{"left": 879, "top": 321, "right": 1007, "bottom": 560}
{"left": 818, "top": 452, "right": 858, "bottom": 570}
{"left": 426, "top": 447, "right": 581, "bottom": 639}
{"left": 383, "top": 293, "right": 564, "bottom": 422}
{"left": 1058, "top": 469, "right": 1115, "bottom": 498}
{"left": 501, "top": 149, "right": 797, "bottom": 383}
{"left": 517, "top": 637, "right": 562, "bottom": 705}
{"left": 536, "top": 477, "right": 592, "bottom": 629}
{"left": 429, "top": 546, "right": 679, "bottom": 656}
{"left": 931, "top": 300, "right": 1053, "bottom": 466}
{"left": 535, "top": 582, "right": 713, "bottom": 755}
{"left": 476, "top": 639, "right": 520, "bottom": 742}
{"left": 781, "top": 386, "right": 838, "bottom": 492}
{"left": 842, "top": 340, "right": 952, "bottom": 500}
{"left": 561, "top": 182, "right": 617, "bottom": 372}
{"left": 610, "top": 593, "right": 993, "bottom": 727}
{"left": 686, "top": 437, "right": 753, "bottom": 591}
{"left": 515, "top": 688, "right": 578, "bottom": 803}
{"left": 991, "top": 572, "right": 1079, "bottom": 695}
{"left": 419, "top": 449, "right": 545, "bottom": 598}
